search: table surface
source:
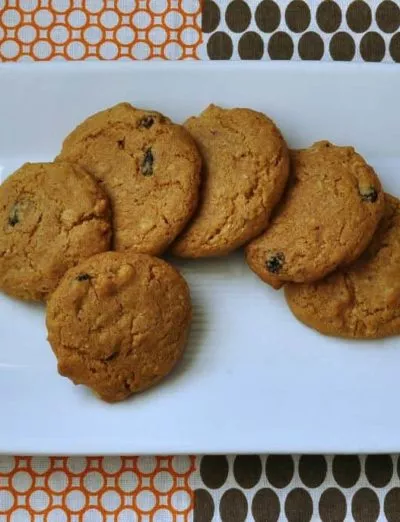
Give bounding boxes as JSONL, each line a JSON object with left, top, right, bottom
{"left": 1, "top": 0, "right": 400, "bottom": 520}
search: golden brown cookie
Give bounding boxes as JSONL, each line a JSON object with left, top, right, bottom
{"left": 46, "top": 251, "right": 191, "bottom": 402}
{"left": 285, "top": 194, "right": 400, "bottom": 339}
{"left": 246, "top": 141, "right": 385, "bottom": 289}
{"left": 57, "top": 102, "right": 201, "bottom": 255}
{"left": 0, "top": 162, "right": 111, "bottom": 301}
{"left": 171, "top": 104, "right": 289, "bottom": 257}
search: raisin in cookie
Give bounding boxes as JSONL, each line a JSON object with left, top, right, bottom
{"left": 171, "top": 104, "right": 289, "bottom": 257}
{"left": 0, "top": 162, "right": 111, "bottom": 301}
{"left": 285, "top": 194, "right": 400, "bottom": 339}
{"left": 57, "top": 102, "right": 201, "bottom": 255}
{"left": 46, "top": 252, "right": 191, "bottom": 402}
{"left": 246, "top": 141, "right": 385, "bottom": 289}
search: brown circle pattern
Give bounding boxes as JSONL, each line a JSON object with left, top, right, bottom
{"left": 196, "top": 455, "right": 400, "bottom": 522}
{"left": 225, "top": 0, "right": 251, "bottom": 33}
{"left": 346, "top": 0, "right": 372, "bottom": 32}
{"left": 265, "top": 455, "right": 294, "bottom": 488}
{"left": 352, "top": 488, "right": 380, "bottom": 522}
{"left": 203, "top": 0, "right": 398, "bottom": 61}
{"left": 384, "top": 488, "right": 400, "bottom": 522}
{"left": 255, "top": 0, "right": 280, "bottom": 33}
{"left": 194, "top": 489, "right": 214, "bottom": 522}
{"left": 316, "top": 1, "right": 342, "bottom": 33}
{"left": 390, "top": 33, "right": 400, "bottom": 61}
{"left": 202, "top": 0, "right": 220, "bottom": 33}
{"left": 285, "top": 488, "right": 313, "bottom": 522}
{"left": 360, "top": 32, "right": 386, "bottom": 61}
{"left": 298, "top": 455, "right": 327, "bottom": 488}
{"left": 207, "top": 31, "right": 233, "bottom": 59}
{"left": 398, "top": 453, "right": 400, "bottom": 479}
{"left": 332, "top": 455, "right": 361, "bottom": 488}
{"left": 365, "top": 454, "right": 393, "bottom": 487}
{"left": 238, "top": 31, "right": 264, "bottom": 59}
{"left": 252, "top": 488, "right": 280, "bottom": 522}
{"left": 268, "top": 31, "right": 294, "bottom": 59}
{"left": 319, "top": 488, "right": 347, "bottom": 522}
{"left": 219, "top": 489, "right": 248, "bottom": 522}
{"left": 200, "top": 456, "right": 229, "bottom": 489}
{"left": 376, "top": 1, "right": 400, "bottom": 33}
{"left": 298, "top": 31, "right": 324, "bottom": 60}
{"left": 285, "top": 1, "right": 311, "bottom": 33}
{"left": 329, "top": 32, "right": 356, "bottom": 61}
{"left": 233, "top": 455, "right": 262, "bottom": 489}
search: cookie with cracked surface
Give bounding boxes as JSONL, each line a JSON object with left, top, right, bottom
{"left": 285, "top": 194, "right": 400, "bottom": 339}
{"left": 57, "top": 102, "right": 201, "bottom": 255}
{"left": 246, "top": 141, "right": 385, "bottom": 289}
{"left": 170, "top": 104, "right": 290, "bottom": 257}
{"left": 46, "top": 251, "right": 191, "bottom": 402}
{"left": 0, "top": 162, "right": 111, "bottom": 301}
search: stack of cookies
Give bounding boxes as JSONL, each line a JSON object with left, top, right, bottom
{"left": 245, "top": 142, "right": 400, "bottom": 339}
{"left": 1, "top": 102, "right": 399, "bottom": 403}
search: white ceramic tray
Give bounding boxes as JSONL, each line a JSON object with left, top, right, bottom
{"left": 1, "top": 62, "right": 400, "bottom": 455}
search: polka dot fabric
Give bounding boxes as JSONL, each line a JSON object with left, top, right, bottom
{"left": 194, "top": 455, "right": 400, "bottom": 522}
{"left": 1, "top": 0, "right": 400, "bottom": 61}
{"left": 202, "top": 0, "right": 400, "bottom": 61}
{"left": 2, "top": 455, "right": 399, "bottom": 520}
{"left": 0, "top": 0, "right": 202, "bottom": 61}
{"left": 0, "top": 456, "right": 195, "bottom": 520}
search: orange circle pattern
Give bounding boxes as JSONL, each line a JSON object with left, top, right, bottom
{"left": 0, "top": 456, "right": 196, "bottom": 520}
{"left": 0, "top": 0, "right": 203, "bottom": 61}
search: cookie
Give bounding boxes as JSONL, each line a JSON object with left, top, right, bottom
{"left": 46, "top": 251, "right": 191, "bottom": 402}
{"left": 0, "top": 162, "right": 111, "bottom": 301}
{"left": 246, "top": 141, "right": 385, "bottom": 289}
{"left": 57, "top": 102, "right": 201, "bottom": 255}
{"left": 285, "top": 194, "right": 400, "bottom": 339}
{"left": 171, "top": 104, "right": 289, "bottom": 257}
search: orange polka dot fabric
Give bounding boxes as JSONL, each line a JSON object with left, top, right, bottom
{"left": 0, "top": 0, "right": 202, "bottom": 61}
{"left": 0, "top": 456, "right": 195, "bottom": 520}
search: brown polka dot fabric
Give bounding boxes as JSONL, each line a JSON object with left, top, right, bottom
{"left": 332, "top": 455, "right": 361, "bottom": 488}
{"left": 285, "top": 1, "right": 311, "bottom": 33}
{"left": 352, "top": 488, "right": 380, "bottom": 522}
{"left": 298, "top": 455, "right": 327, "bottom": 488}
{"left": 285, "top": 488, "right": 313, "bottom": 522}
{"left": 385, "top": 488, "right": 400, "bottom": 522}
{"left": 194, "top": 455, "right": 400, "bottom": 521}
{"left": 330, "top": 32, "right": 356, "bottom": 60}
{"left": 252, "top": 488, "right": 280, "bottom": 522}
{"left": 319, "top": 488, "right": 347, "bottom": 522}
{"left": 220, "top": 489, "right": 248, "bottom": 521}
{"left": 255, "top": 0, "right": 280, "bottom": 33}
{"left": 233, "top": 455, "right": 262, "bottom": 489}
{"left": 202, "top": 0, "right": 221, "bottom": 33}
{"left": 316, "top": 1, "right": 342, "bottom": 33}
{"left": 202, "top": 0, "right": 400, "bottom": 61}
{"left": 225, "top": 0, "right": 252, "bottom": 33}
{"left": 298, "top": 31, "right": 324, "bottom": 59}
{"left": 200, "top": 455, "right": 229, "bottom": 489}
{"left": 266, "top": 455, "right": 294, "bottom": 488}
{"left": 365, "top": 455, "right": 393, "bottom": 487}
{"left": 268, "top": 31, "right": 294, "bottom": 59}
{"left": 346, "top": 0, "right": 372, "bottom": 32}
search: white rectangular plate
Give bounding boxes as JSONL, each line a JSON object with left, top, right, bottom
{"left": 1, "top": 62, "right": 400, "bottom": 455}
